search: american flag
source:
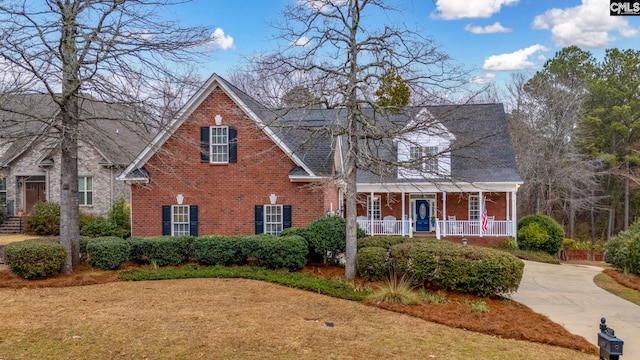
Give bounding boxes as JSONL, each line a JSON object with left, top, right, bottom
{"left": 481, "top": 200, "right": 488, "bottom": 233}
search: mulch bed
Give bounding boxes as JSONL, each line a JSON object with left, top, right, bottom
{"left": 603, "top": 268, "right": 640, "bottom": 291}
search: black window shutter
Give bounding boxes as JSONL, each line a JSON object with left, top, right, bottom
{"left": 283, "top": 205, "right": 292, "bottom": 229}
{"left": 162, "top": 205, "right": 171, "bottom": 235}
{"left": 254, "top": 205, "right": 264, "bottom": 234}
{"left": 229, "top": 126, "right": 237, "bottom": 163}
{"left": 189, "top": 205, "right": 199, "bottom": 237}
{"left": 200, "top": 127, "right": 210, "bottom": 163}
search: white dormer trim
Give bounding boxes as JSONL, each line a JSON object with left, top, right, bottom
{"left": 397, "top": 108, "right": 455, "bottom": 179}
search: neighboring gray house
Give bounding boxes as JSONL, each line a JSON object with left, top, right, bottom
{"left": 0, "top": 94, "right": 151, "bottom": 217}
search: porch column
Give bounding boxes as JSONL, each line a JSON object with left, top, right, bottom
{"left": 511, "top": 191, "right": 517, "bottom": 238}
{"left": 479, "top": 191, "right": 483, "bottom": 237}
{"left": 506, "top": 192, "right": 510, "bottom": 222}
{"left": 442, "top": 191, "right": 447, "bottom": 237}
{"left": 370, "top": 191, "right": 374, "bottom": 235}
{"left": 401, "top": 191, "right": 405, "bottom": 236}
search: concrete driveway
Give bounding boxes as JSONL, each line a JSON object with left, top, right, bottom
{"left": 512, "top": 260, "right": 640, "bottom": 359}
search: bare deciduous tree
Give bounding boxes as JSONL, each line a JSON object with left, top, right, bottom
{"left": 253, "top": 0, "right": 472, "bottom": 278}
{"left": 0, "top": 0, "right": 211, "bottom": 273}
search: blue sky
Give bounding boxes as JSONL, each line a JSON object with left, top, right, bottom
{"left": 171, "top": 0, "right": 640, "bottom": 89}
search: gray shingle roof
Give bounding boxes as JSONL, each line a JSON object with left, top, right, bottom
{"left": 355, "top": 104, "right": 521, "bottom": 184}
{"left": 0, "top": 94, "right": 151, "bottom": 167}
{"left": 231, "top": 87, "right": 520, "bottom": 183}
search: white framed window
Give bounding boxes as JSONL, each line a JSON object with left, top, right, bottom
{"left": 264, "top": 204, "right": 283, "bottom": 235}
{"left": 172, "top": 205, "right": 190, "bottom": 236}
{"left": 409, "top": 146, "right": 439, "bottom": 172}
{"left": 409, "top": 146, "right": 422, "bottom": 161}
{"left": 468, "top": 195, "right": 480, "bottom": 221}
{"left": 424, "top": 146, "right": 439, "bottom": 172}
{"left": 0, "top": 178, "right": 6, "bottom": 205}
{"left": 78, "top": 176, "right": 93, "bottom": 206}
{"left": 210, "top": 126, "right": 229, "bottom": 163}
{"left": 367, "top": 195, "right": 381, "bottom": 220}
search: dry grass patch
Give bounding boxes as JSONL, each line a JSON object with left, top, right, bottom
{"left": 0, "top": 234, "right": 41, "bottom": 245}
{"left": 0, "top": 278, "right": 596, "bottom": 360}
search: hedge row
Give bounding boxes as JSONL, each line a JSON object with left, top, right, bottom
{"left": 5, "top": 234, "right": 309, "bottom": 278}
{"left": 83, "top": 234, "right": 308, "bottom": 272}
{"left": 355, "top": 236, "right": 524, "bottom": 297}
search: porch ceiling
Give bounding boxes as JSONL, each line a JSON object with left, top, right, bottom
{"left": 356, "top": 181, "right": 521, "bottom": 193}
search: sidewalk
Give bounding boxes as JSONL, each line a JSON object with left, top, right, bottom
{"left": 512, "top": 260, "right": 640, "bottom": 358}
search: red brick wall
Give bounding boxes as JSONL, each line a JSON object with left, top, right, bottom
{"left": 131, "top": 87, "right": 333, "bottom": 236}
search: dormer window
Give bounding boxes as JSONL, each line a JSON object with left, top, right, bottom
{"left": 410, "top": 146, "right": 439, "bottom": 172}
{"left": 397, "top": 109, "right": 454, "bottom": 179}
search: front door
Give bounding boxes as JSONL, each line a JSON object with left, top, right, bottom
{"left": 25, "top": 182, "right": 46, "bottom": 213}
{"left": 415, "top": 199, "right": 430, "bottom": 232}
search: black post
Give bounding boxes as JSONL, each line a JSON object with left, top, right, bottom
{"left": 598, "top": 317, "right": 624, "bottom": 360}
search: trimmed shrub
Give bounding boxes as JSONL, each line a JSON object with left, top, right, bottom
{"left": 251, "top": 235, "right": 308, "bottom": 271}
{"left": 605, "top": 222, "right": 640, "bottom": 274}
{"left": 108, "top": 198, "right": 131, "bottom": 238}
{"left": 494, "top": 237, "right": 518, "bottom": 251}
{"left": 391, "top": 240, "right": 524, "bottom": 297}
{"left": 356, "top": 246, "right": 389, "bottom": 281}
{"left": 86, "top": 236, "right": 131, "bottom": 270}
{"left": 306, "top": 216, "right": 347, "bottom": 263}
{"left": 358, "top": 235, "right": 407, "bottom": 250}
{"left": 24, "top": 201, "right": 60, "bottom": 236}
{"left": 279, "top": 227, "right": 309, "bottom": 239}
{"left": 517, "top": 214, "right": 564, "bottom": 255}
{"left": 5, "top": 238, "right": 66, "bottom": 279}
{"left": 80, "top": 217, "right": 118, "bottom": 238}
{"left": 128, "top": 236, "right": 193, "bottom": 267}
{"left": 192, "top": 235, "right": 255, "bottom": 266}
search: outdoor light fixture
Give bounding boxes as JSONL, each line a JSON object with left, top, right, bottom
{"left": 462, "top": 238, "right": 468, "bottom": 246}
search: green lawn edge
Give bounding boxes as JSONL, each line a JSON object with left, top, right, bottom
{"left": 119, "top": 264, "right": 373, "bottom": 301}
{"left": 594, "top": 272, "right": 640, "bottom": 306}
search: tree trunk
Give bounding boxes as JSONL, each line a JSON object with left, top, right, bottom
{"left": 344, "top": 154, "right": 358, "bottom": 279}
{"left": 59, "top": 3, "right": 81, "bottom": 273}
{"left": 624, "top": 161, "right": 630, "bottom": 230}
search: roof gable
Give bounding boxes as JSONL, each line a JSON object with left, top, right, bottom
{"left": 119, "top": 73, "right": 319, "bottom": 180}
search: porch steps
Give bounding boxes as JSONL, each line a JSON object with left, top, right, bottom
{"left": 0, "top": 216, "right": 24, "bottom": 234}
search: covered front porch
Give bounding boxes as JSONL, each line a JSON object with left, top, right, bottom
{"left": 355, "top": 183, "right": 519, "bottom": 239}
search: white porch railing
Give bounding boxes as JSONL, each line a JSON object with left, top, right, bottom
{"left": 440, "top": 220, "right": 513, "bottom": 237}
{"left": 357, "top": 219, "right": 513, "bottom": 237}
{"left": 357, "top": 219, "right": 413, "bottom": 237}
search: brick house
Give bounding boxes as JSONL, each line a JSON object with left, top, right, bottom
{"left": 119, "top": 74, "right": 522, "bottom": 243}
{"left": 0, "top": 95, "right": 149, "bottom": 218}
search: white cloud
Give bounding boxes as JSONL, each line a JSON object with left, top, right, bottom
{"left": 291, "top": 36, "right": 311, "bottom": 47}
{"left": 465, "top": 22, "right": 512, "bottom": 34}
{"left": 483, "top": 44, "right": 549, "bottom": 71}
{"left": 210, "top": 28, "right": 234, "bottom": 50}
{"left": 469, "top": 73, "right": 496, "bottom": 84}
{"left": 532, "top": 0, "right": 638, "bottom": 48}
{"left": 432, "top": 0, "right": 519, "bottom": 20}
{"left": 298, "top": 0, "right": 348, "bottom": 13}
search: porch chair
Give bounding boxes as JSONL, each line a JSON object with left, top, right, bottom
{"left": 383, "top": 215, "right": 397, "bottom": 234}
{"left": 485, "top": 216, "right": 495, "bottom": 234}
{"left": 447, "top": 216, "right": 462, "bottom": 235}
{"left": 357, "top": 215, "right": 367, "bottom": 228}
